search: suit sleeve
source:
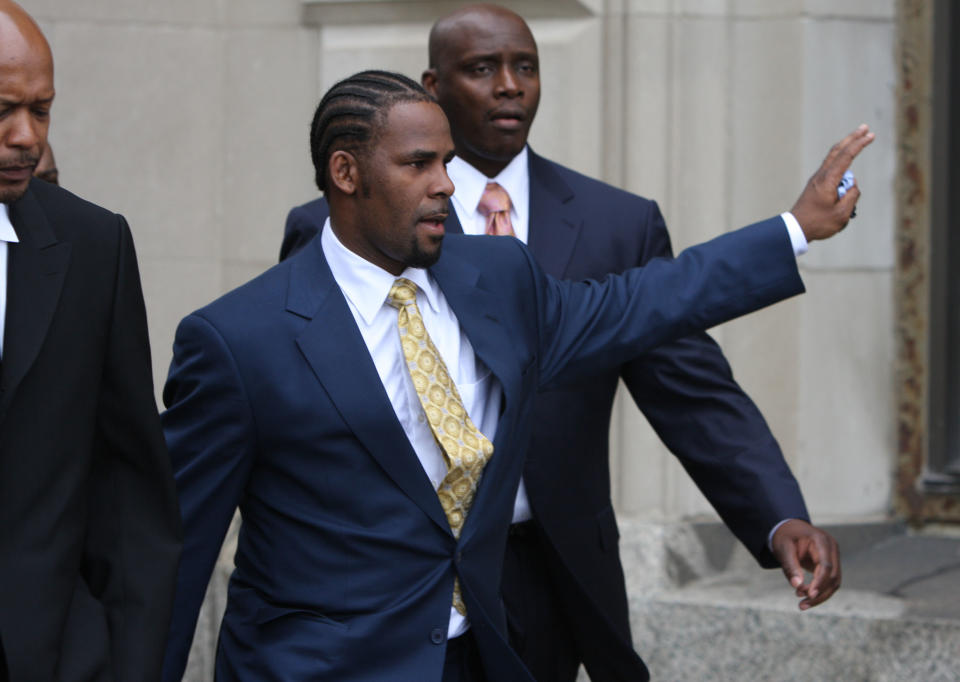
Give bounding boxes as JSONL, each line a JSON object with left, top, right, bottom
{"left": 86, "top": 216, "right": 182, "bottom": 681}
{"left": 279, "top": 204, "right": 322, "bottom": 262}
{"left": 529, "top": 216, "right": 806, "bottom": 393}
{"left": 160, "top": 314, "right": 258, "bottom": 681}
{"left": 618, "top": 204, "right": 809, "bottom": 567}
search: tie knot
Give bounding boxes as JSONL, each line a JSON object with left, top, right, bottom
{"left": 477, "top": 182, "right": 511, "bottom": 217}
{"left": 387, "top": 277, "right": 418, "bottom": 310}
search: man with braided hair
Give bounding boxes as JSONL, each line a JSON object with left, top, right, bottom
{"left": 280, "top": 8, "right": 849, "bottom": 680}
{"left": 162, "top": 68, "right": 870, "bottom": 681}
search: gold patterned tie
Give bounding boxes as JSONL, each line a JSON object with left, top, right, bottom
{"left": 387, "top": 277, "right": 495, "bottom": 616}
{"left": 477, "top": 181, "right": 516, "bottom": 237}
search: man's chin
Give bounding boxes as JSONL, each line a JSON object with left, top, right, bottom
{"left": 0, "top": 182, "right": 30, "bottom": 204}
{"left": 408, "top": 240, "right": 443, "bottom": 270}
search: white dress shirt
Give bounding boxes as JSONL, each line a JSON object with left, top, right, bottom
{"left": 321, "top": 220, "right": 504, "bottom": 639}
{"left": 448, "top": 148, "right": 530, "bottom": 241}
{"left": 0, "top": 203, "right": 19, "bottom": 359}
{"left": 446, "top": 147, "right": 807, "bottom": 550}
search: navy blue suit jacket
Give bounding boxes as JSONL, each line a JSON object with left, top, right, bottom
{"left": 279, "top": 152, "right": 811, "bottom": 678}
{"left": 165, "top": 211, "right": 803, "bottom": 681}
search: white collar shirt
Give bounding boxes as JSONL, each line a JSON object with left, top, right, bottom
{"left": 0, "top": 203, "right": 19, "bottom": 359}
{"left": 447, "top": 147, "right": 530, "bottom": 242}
{"left": 320, "top": 219, "right": 505, "bottom": 639}
{"left": 446, "top": 150, "right": 535, "bottom": 526}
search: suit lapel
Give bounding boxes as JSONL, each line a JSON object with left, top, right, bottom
{"left": 0, "top": 187, "right": 71, "bottom": 415}
{"left": 526, "top": 150, "right": 583, "bottom": 278}
{"left": 287, "top": 239, "right": 451, "bottom": 535}
{"left": 430, "top": 249, "right": 522, "bottom": 543}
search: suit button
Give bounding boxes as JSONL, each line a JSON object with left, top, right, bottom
{"left": 455, "top": 551, "right": 462, "bottom": 565}
{"left": 430, "top": 628, "right": 445, "bottom": 645}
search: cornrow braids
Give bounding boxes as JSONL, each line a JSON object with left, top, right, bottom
{"left": 310, "top": 70, "right": 435, "bottom": 192}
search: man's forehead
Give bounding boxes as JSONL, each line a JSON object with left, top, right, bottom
{"left": 379, "top": 100, "right": 452, "bottom": 147}
{"left": 438, "top": 11, "right": 537, "bottom": 61}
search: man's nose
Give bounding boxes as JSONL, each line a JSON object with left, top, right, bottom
{"left": 494, "top": 67, "right": 522, "bottom": 97}
{"left": 6, "top": 109, "right": 44, "bottom": 150}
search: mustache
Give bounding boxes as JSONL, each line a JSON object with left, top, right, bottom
{"left": 416, "top": 201, "right": 450, "bottom": 221}
{"left": 0, "top": 152, "right": 40, "bottom": 169}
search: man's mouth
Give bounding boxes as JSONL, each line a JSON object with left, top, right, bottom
{"left": 489, "top": 108, "right": 526, "bottom": 131}
{"left": 418, "top": 212, "right": 448, "bottom": 235}
{"left": 0, "top": 164, "right": 36, "bottom": 183}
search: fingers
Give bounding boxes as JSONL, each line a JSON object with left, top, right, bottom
{"left": 775, "top": 535, "right": 806, "bottom": 591}
{"left": 797, "top": 533, "right": 842, "bottom": 611}
{"left": 835, "top": 183, "right": 861, "bottom": 227}
{"left": 822, "top": 125, "right": 875, "bottom": 186}
{"left": 773, "top": 521, "right": 842, "bottom": 611}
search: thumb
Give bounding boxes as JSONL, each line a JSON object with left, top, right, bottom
{"left": 836, "top": 183, "right": 860, "bottom": 222}
{"left": 777, "top": 541, "right": 804, "bottom": 589}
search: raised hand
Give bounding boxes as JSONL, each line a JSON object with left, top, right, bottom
{"left": 791, "top": 124, "right": 875, "bottom": 242}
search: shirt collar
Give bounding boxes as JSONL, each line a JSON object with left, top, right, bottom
{"left": 447, "top": 146, "right": 528, "bottom": 224}
{"left": 320, "top": 216, "right": 441, "bottom": 327}
{"left": 0, "top": 204, "right": 19, "bottom": 243}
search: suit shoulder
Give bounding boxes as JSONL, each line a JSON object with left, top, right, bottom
{"left": 27, "top": 180, "right": 124, "bottom": 238}
{"left": 288, "top": 196, "right": 329, "bottom": 223}
{"left": 442, "top": 232, "right": 531, "bottom": 264}
{"left": 535, "top": 155, "right": 657, "bottom": 209}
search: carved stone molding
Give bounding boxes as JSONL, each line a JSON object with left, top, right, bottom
{"left": 300, "top": 0, "right": 595, "bottom": 26}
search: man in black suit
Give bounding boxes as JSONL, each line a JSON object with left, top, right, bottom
{"left": 0, "top": 2, "right": 181, "bottom": 680}
{"left": 279, "top": 6, "right": 845, "bottom": 680}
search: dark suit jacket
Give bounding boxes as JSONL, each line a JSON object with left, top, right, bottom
{"left": 279, "top": 149, "right": 811, "bottom": 680}
{"left": 163, "top": 217, "right": 803, "bottom": 681}
{"left": 0, "top": 179, "right": 182, "bottom": 682}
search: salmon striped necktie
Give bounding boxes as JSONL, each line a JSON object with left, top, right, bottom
{"left": 477, "top": 182, "right": 515, "bottom": 237}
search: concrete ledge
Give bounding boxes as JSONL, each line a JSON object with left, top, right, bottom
{"left": 616, "top": 518, "right": 960, "bottom": 682}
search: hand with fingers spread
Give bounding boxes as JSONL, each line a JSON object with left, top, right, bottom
{"left": 771, "top": 519, "right": 841, "bottom": 610}
{"left": 791, "top": 124, "right": 875, "bottom": 242}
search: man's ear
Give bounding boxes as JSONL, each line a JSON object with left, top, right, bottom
{"left": 328, "top": 150, "right": 360, "bottom": 195}
{"left": 422, "top": 68, "right": 438, "bottom": 97}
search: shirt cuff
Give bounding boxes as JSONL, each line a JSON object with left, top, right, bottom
{"left": 767, "top": 518, "right": 795, "bottom": 551}
{"left": 781, "top": 212, "right": 808, "bottom": 256}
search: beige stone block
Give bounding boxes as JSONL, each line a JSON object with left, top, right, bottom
{"left": 526, "top": 18, "right": 605, "bottom": 178}
{"left": 675, "top": 0, "right": 731, "bottom": 17}
{"left": 666, "top": 17, "right": 731, "bottom": 251}
{"left": 624, "top": 0, "right": 673, "bottom": 15}
{"left": 222, "top": 260, "right": 275, "bottom": 293}
{"left": 319, "top": 22, "right": 431, "bottom": 88}
{"left": 794, "top": 270, "right": 894, "bottom": 517}
{"left": 222, "top": 28, "right": 320, "bottom": 262}
{"left": 731, "top": 0, "right": 804, "bottom": 17}
{"left": 24, "top": 0, "right": 224, "bottom": 25}
{"left": 804, "top": 0, "right": 895, "bottom": 19}
{"left": 139, "top": 257, "right": 224, "bottom": 404}
{"left": 51, "top": 24, "right": 224, "bottom": 261}
{"left": 799, "top": 19, "right": 896, "bottom": 270}
{"left": 623, "top": 15, "right": 670, "bottom": 203}
{"left": 728, "top": 19, "right": 805, "bottom": 227}
{"left": 225, "top": 0, "right": 305, "bottom": 27}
